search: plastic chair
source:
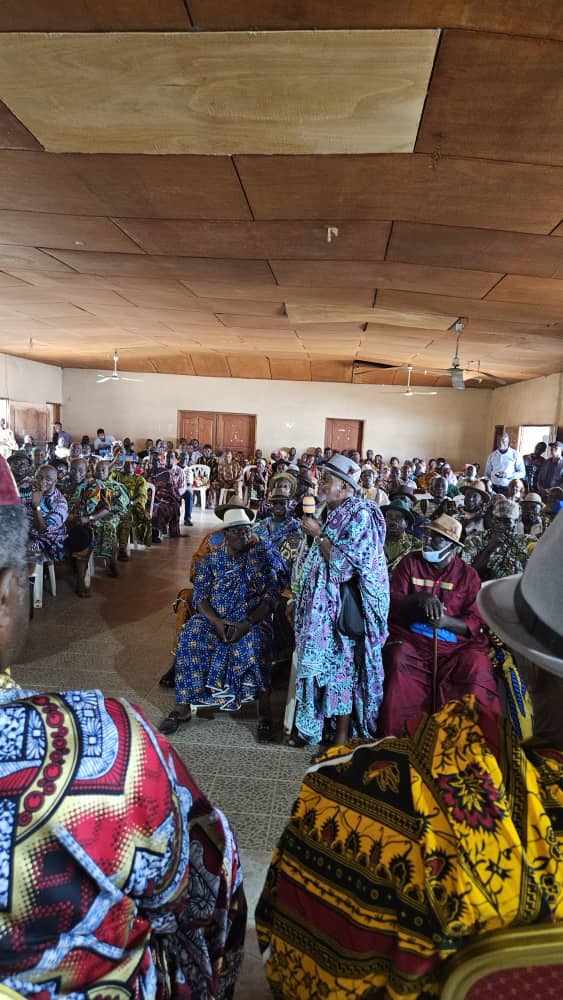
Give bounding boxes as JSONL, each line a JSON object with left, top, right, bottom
{"left": 32, "top": 559, "right": 57, "bottom": 608}
{"left": 218, "top": 487, "right": 235, "bottom": 505}
{"left": 242, "top": 464, "right": 256, "bottom": 505}
{"left": 440, "top": 923, "right": 563, "bottom": 1000}
{"left": 190, "top": 464, "right": 210, "bottom": 508}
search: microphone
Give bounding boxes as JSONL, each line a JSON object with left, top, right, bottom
{"left": 302, "top": 494, "right": 317, "bottom": 517}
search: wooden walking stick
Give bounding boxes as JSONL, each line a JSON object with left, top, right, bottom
{"left": 432, "top": 625, "right": 439, "bottom": 713}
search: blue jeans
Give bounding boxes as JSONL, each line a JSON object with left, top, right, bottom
{"left": 183, "top": 490, "right": 194, "bottom": 522}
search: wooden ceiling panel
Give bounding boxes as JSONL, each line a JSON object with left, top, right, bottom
{"left": 0, "top": 101, "right": 42, "bottom": 150}
{"left": 0, "top": 1, "right": 190, "bottom": 31}
{"left": 217, "top": 314, "right": 291, "bottom": 330}
{"left": 268, "top": 358, "right": 311, "bottom": 381}
{"left": 0, "top": 210, "right": 142, "bottom": 253}
{"left": 387, "top": 221, "right": 563, "bottom": 279}
{"left": 376, "top": 288, "right": 563, "bottom": 325}
{"left": 486, "top": 275, "right": 563, "bottom": 308}
{"left": 235, "top": 154, "right": 563, "bottom": 233}
{"left": 417, "top": 31, "right": 563, "bottom": 166}
{"left": 226, "top": 355, "right": 272, "bottom": 379}
{"left": 40, "top": 250, "right": 276, "bottom": 285}
{"left": 0, "top": 31, "right": 438, "bottom": 155}
{"left": 0, "top": 152, "right": 250, "bottom": 220}
{"left": 552, "top": 222, "right": 563, "bottom": 236}
{"left": 190, "top": 354, "right": 232, "bottom": 378}
{"left": 113, "top": 219, "right": 391, "bottom": 260}
{"left": 270, "top": 259, "right": 501, "bottom": 297}
{"left": 184, "top": 282, "right": 376, "bottom": 306}
{"left": 286, "top": 303, "right": 458, "bottom": 330}
{"left": 0, "top": 245, "right": 72, "bottom": 272}
{"left": 310, "top": 360, "right": 353, "bottom": 381}
{"left": 187, "top": 1, "right": 563, "bottom": 40}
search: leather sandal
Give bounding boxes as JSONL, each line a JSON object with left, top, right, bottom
{"left": 158, "top": 709, "right": 192, "bottom": 735}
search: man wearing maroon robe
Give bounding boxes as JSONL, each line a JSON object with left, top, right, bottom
{"left": 379, "top": 514, "right": 500, "bottom": 735}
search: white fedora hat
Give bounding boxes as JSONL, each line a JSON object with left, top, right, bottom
{"left": 220, "top": 507, "right": 254, "bottom": 530}
{"left": 477, "top": 513, "right": 563, "bottom": 677}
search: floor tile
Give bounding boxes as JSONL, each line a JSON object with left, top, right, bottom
{"left": 210, "top": 775, "right": 276, "bottom": 817}
{"left": 222, "top": 811, "right": 272, "bottom": 851}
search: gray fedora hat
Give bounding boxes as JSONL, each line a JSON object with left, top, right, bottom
{"left": 322, "top": 454, "right": 361, "bottom": 490}
{"left": 477, "top": 513, "right": 563, "bottom": 676}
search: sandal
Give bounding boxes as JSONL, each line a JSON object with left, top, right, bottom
{"left": 159, "top": 666, "right": 176, "bottom": 688}
{"left": 257, "top": 718, "right": 273, "bottom": 744}
{"left": 285, "top": 733, "right": 309, "bottom": 748}
{"left": 158, "top": 709, "right": 192, "bottom": 735}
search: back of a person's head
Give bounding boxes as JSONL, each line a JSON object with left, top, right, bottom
{"left": 0, "top": 457, "right": 28, "bottom": 574}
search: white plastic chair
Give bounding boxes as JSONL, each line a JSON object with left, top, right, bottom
{"left": 218, "top": 487, "right": 235, "bottom": 505}
{"left": 32, "top": 559, "right": 57, "bottom": 608}
{"left": 242, "top": 464, "right": 256, "bottom": 505}
{"left": 190, "top": 464, "right": 210, "bottom": 508}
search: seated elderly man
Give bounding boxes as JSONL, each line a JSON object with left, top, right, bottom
{"left": 520, "top": 491, "right": 545, "bottom": 538}
{"left": 383, "top": 498, "right": 422, "bottom": 575}
{"left": 159, "top": 505, "right": 283, "bottom": 742}
{"left": 463, "top": 497, "right": 533, "bottom": 580}
{"left": 256, "top": 513, "right": 563, "bottom": 1000}
{"left": 458, "top": 477, "right": 489, "bottom": 537}
{"left": 111, "top": 456, "right": 152, "bottom": 557}
{"left": 379, "top": 514, "right": 500, "bottom": 736}
{"left": 65, "top": 457, "right": 129, "bottom": 595}
{"left": 25, "top": 463, "right": 68, "bottom": 564}
{"left": 0, "top": 455, "right": 246, "bottom": 997}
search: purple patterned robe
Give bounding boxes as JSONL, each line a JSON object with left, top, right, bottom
{"left": 293, "top": 497, "right": 389, "bottom": 743}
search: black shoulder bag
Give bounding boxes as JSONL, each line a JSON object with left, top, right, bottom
{"left": 337, "top": 577, "right": 365, "bottom": 639}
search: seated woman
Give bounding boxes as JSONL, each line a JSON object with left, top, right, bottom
{"left": 26, "top": 463, "right": 68, "bottom": 564}
{"left": 216, "top": 449, "right": 243, "bottom": 500}
{"left": 244, "top": 457, "right": 269, "bottom": 508}
{"left": 66, "top": 458, "right": 129, "bottom": 596}
{"left": 159, "top": 506, "right": 283, "bottom": 742}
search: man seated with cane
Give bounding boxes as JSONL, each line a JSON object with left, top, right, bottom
{"left": 379, "top": 513, "right": 500, "bottom": 735}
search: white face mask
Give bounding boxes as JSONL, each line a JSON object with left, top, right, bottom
{"left": 422, "top": 545, "right": 452, "bottom": 563}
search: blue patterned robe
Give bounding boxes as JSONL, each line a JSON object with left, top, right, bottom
{"left": 175, "top": 538, "right": 283, "bottom": 711}
{"left": 293, "top": 497, "right": 389, "bottom": 743}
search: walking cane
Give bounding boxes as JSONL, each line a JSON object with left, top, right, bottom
{"left": 431, "top": 625, "right": 439, "bottom": 714}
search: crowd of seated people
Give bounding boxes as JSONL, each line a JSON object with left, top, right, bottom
{"left": 2, "top": 421, "right": 563, "bottom": 998}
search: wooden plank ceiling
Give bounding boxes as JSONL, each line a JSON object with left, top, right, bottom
{"left": 0, "top": 7, "right": 561, "bottom": 386}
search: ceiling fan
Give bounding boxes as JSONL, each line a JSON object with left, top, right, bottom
{"left": 96, "top": 351, "right": 144, "bottom": 385}
{"left": 370, "top": 322, "right": 507, "bottom": 390}
{"left": 353, "top": 362, "right": 437, "bottom": 397}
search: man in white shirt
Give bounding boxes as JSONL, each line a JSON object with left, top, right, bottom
{"left": 484, "top": 431, "right": 525, "bottom": 495}
{"left": 93, "top": 427, "right": 116, "bottom": 454}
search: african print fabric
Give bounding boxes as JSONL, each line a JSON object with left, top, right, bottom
{"left": 0, "top": 684, "right": 246, "bottom": 998}
{"left": 292, "top": 497, "right": 389, "bottom": 744}
{"left": 462, "top": 529, "right": 533, "bottom": 579}
{"left": 256, "top": 696, "right": 563, "bottom": 1000}
{"left": 112, "top": 469, "right": 152, "bottom": 548}
{"left": 384, "top": 532, "right": 422, "bottom": 576}
{"left": 24, "top": 486, "right": 68, "bottom": 562}
{"left": 83, "top": 479, "right": 130, "bottom": 557}
{"left": 175, "top": 537, "right": 283, "bottom": 711}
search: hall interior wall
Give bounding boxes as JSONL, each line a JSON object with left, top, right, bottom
{"left": 0, "top": 352, "right": 62, "bottom": 406}
{"left": 61, "top": 367, "right": 492, "bottom": 467}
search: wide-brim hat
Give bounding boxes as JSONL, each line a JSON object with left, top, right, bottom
{"left": 477, "top": 513, "right": 563, "bottom": 676}
{"left": 426, "top": 513, "right": 463, "bottom": 547}
{"left": 214, "top": 497, "right": 255, "bottom": 520}
{"left": 523, "top": 492, "right": 542, "bottom": 505}
{"left": 220, "top": 508, "right": 255, "bottom": 530}
{"left": 460, "top": 480, "right": 488, "bottom": 497}
{"left": 384, "top": 499, "right": 415, "bottom": 527}
{"left": 269, "top": 471, "right": 297, "bottom": 497}
{"left": 270, "top": 486, "right": 290, "bottom": 501}
{"left": 322, "top": 453, "right": 361, "bottom": 490}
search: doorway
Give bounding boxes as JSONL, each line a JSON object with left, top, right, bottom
{"left": 324, "top": 418, "right": 364, "bottom": 453}
{"left": 177, "top": 410, "right": 256, "bottom": 457}
{"left": 518, "top": 425, "right": 553, "bottom": 456}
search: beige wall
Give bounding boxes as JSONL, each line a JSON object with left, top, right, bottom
{"left": 489, "top": 372, "right": 563, "bottom": 430}
{"left": 0, "top": 352, "right": 62, "bottom": 405}
{"left": 62, "top": 367, "right": 492, "bottom": 467}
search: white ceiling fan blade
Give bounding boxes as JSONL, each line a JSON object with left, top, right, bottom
{"left": 96, "top": 376, "right": 113, "bottom": 383}
{"left": 121, "top": 376, "right": 144, "bottom": 383}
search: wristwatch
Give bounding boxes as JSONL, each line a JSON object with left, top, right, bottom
{"left": 35, "top": 505, "right": 42, "bottom": 512}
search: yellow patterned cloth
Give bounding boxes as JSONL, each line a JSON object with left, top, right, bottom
{"left": 256, "top": 696, "right": 563, "bottom": 1000}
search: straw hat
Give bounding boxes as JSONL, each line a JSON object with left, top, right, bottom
{"left": 477, "top": 513, "right": 563, "bottom": 676}
{"left": 460, "top": 480, "right": 488, "bottom": 497}
{"left": 523, "top": 492, "right": 542, "bottom": 505}
{"left": 425, "top": 513, "right": 463, "bottom": 546}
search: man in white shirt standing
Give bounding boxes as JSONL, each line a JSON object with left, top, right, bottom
{"left": 484, "top": 430, "right": 525, "bottom": 495}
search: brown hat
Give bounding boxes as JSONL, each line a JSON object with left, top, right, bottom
{"left": 523, "top": 492, "right": 542, "bottom": 505}
{"left": 214, "top": 496, "right": 255, "bottom": 520}
{"left": 269, "top": 472, "right": 297, "bottom": 498}
{"left": 460, "top": 480, "right": 489, "bottom": 498}
{"left": 426, "top": 513, "right": 463, "bottom": 546}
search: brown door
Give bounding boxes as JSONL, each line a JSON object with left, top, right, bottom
{"left": 9, "top": 402, "right": 49, "bottom": 446}
{"left": 325, "top": 418, "right": 363, "bottom": 453}
{"left": 492, "top": 424, "right": 505, "bottom": 451}
{"left": 504, "top": 425, "right": 521, "bottom": 450}
{"left": 177, "top": 410, "right": 256, "bottom": 457}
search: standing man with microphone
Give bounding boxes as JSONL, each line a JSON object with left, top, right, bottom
{"left": 287, "top": 454, "right": 389, "bottom": 749}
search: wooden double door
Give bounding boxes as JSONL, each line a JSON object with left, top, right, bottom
{"left": 324, "top": 417, "right": 363, "bottom": 454}
{"left": 177, "top": 410, "right": 256, "bottom": 457}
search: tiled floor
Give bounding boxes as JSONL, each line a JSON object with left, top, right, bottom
{"left": 14, "top": 508, "right": 312, "bottom": 999}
